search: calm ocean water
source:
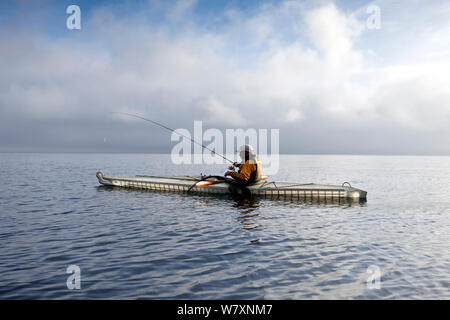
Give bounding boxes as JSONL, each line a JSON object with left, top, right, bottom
{"left": 0, "top": 153, "right": 449, "bottom": 299}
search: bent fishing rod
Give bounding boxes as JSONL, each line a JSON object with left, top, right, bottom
{"left": 111, "top": 112, "right": 235, "bottom": 165}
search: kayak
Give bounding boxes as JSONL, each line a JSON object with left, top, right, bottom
{"left": 96, "top": 171, "right": 367, "bottom": 201}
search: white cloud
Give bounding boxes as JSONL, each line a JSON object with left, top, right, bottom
{"left": 168, "top": 0, "right": 198, "bottom": 22}
{"left": 1, "top": 0, "right": 450, "bottom": 153}
{"left": 305, "top": 4, "right": 363, "bottom": 63}
{"left": 284, "top": 108, "right": 303, "bottom": 122}
{"left": 203, "top": 97, "right": 247, "bottom": 126}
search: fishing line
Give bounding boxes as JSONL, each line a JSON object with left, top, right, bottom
{"left": 111, "top": 112, "right": 235, "bottom": 164}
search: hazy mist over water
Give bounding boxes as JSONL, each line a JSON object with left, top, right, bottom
{"left": 1, "top": 153, "right": 449, "bottom": 299}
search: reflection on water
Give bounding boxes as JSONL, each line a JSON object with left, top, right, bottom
{"left": 233, "top": 197, "right": 262, "bottom": 232}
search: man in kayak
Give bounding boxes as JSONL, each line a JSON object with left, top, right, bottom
{"left": 224, "top": 145, "right": 262, "bottom": 188}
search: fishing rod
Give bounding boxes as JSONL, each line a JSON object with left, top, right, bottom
{"left": 111, "top": 112, "right": 235, "bottom": 165}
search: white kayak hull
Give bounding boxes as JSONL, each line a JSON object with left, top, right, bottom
{"left": 96, "top": 172, "right": 367, "bottom": 201}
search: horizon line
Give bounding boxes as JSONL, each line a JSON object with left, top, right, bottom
{"left": 1, "top": 151, "right": 450, "bottom": 157}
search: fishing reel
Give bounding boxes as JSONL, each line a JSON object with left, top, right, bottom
{"left": 228, "top": 162, "right": 240, "bottom": 171}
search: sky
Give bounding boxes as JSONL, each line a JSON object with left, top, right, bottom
{"left": 1, "top": 0, "right": 450, "bottom": 154}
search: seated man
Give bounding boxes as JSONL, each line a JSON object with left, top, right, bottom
{"left": 224, "top": 144, "right": 262, "bottom": 186}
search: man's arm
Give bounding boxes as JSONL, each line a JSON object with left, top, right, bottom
{"left": 230, "top": 163, "right": 254, "bottom": 181}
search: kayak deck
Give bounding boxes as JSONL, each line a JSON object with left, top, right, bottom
{"left": 96, "top": 171, "right": 367, "bottom": 201}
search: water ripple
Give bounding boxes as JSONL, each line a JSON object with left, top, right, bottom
{"left": 1, "top": 154, "right": 450, "bottom": 299}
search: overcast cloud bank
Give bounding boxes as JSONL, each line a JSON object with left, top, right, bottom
{"left": 1, "top": 0, "right": 450, "bottom": 154}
